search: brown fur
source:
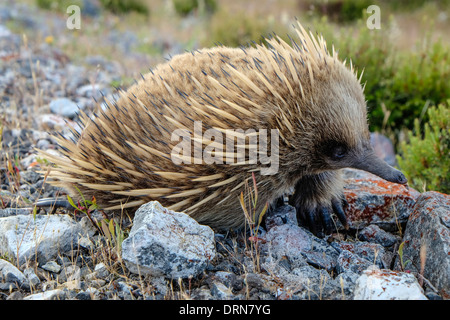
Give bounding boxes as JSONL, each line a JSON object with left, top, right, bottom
{"left": 39, "top": 22, "right": 369, "bottom": 230}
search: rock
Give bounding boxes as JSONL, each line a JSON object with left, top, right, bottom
{"left": 0, "top": 214, "right": 84, "bottom": 265}
{"left": 354, "top": 266, "right": 427, "bottom": 300}
{"left": 94, "top": 263, "right": 110, "bottom": 279}
{"left": 49, "top": 98, "right": 79, "bottom": 119}
{"left": 41, "top": 261, "right": 61, "bottom": 273}
{"left": 0, "top": 208, "right": 32, "bottom": 218}
{"left": 343, "top": 169, "right": 420, "bottom": 231}
{"left": 58, "top": 265, "right": 81, "bottom": 284}
{"left": 0, "top": 259, "right": 27, "bottom": 289}
{"left": 263, "top": 224, "right": 339, "bottom": 271}
{"left": 332, "top": 241, "right": 389, "bottom": 269}
{"left": 7, "top": 291, "right": 23, "bottom": 300}
{"left": 262, "top": 224, "right": 311, "bottom": 269}
{"left": 336, "top": 271, "right": 360, "bottom": 298}
{"left": 210, "top": 281, "right": 234, "bottom": 300}
{"left": 121, "top": 201, "right": 216, "bottom": 279}
{"left": 23, "top": 288, "right": 66, "bottom": 300}
{"left": 370, "top": 132, "right": 397, "bottom": 166}
{"left": 336, "top": 250, "right": 373, "bottom": 274}
{"left": 76, "top": 84, "right": 104, "bottom": 99}
{"left": 23, "top": 267, "right": 40, "bottom": 287}
{"left": 37, "top": 113, "right": 77, "bottom": 131}
{"left": 75, "top": 291, "right": 91, "bottom": 300}
{"left": 265, "top": 204, "right": 297, "bottom": 230}
{"left": 394, "top": 191, "right": 450, "bottom": 298}
{"left": 358, "top": 224, "right": 399, "bottom": 247}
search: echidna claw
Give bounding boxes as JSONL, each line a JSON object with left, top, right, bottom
{"left": 293, "top": 195, "right": 349, "bottom": 238}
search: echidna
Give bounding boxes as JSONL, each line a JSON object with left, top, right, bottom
{"left": 38, "top": 22, "right": 407, "bottom": 236}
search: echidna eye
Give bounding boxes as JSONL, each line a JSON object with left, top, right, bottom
{"left": 333, "top": 146, "right": 347, "bottom": 159}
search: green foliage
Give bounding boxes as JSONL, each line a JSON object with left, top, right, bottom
{"left": 99, "top": 0, "right": 149, "bottom": 15}
{"left": 397, "top": 241, "right": 411, "bottom": 271}
{"left": 172, "top": 0, "right": 217, "bottom": 16}
{"left": 397, "top": 101, "right": 450, "bottom": 193}
{"left": 36, "top": 0, "right": 149, "bottom": 15}
{"left": 36, "top": 0, "right": 83, "bottom": 11}
{"left": 312, "top": 17, "right": 450, "bottom": 132}
{"left": 308, "top": 0, "right": 373, "bottom": 23}
{"left": 207, "top": 10, "right": 288, "bottom": 48}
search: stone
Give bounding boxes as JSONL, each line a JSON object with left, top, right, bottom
{"left": 0, "top": 259, "right": 27, "bottom": 289}
{"left": 394, "top": 191, "right": 450, "bottom": 298}
{"left": 0, "top": 214, "right": 84, "bottom": 265}
{"left": 94, "top": 262, "right": 110, "bottom": 279}
{"left": 265, "top": 204, "right": 297, "bottom": 230}
{"left": 41, "top": 261, "right": 61, "bottom": 273}
{"left": 23, "top": 288, "right": 66, "bottom": 300}
{"left": 210, "top": 281, "right": 234, "bottom": 300}
{"left": 49, "top": 98, "right": 79, "bottom": 119}
{"left": 343, "top": 169, "right": 419, "bottom": 231}
{"left": 0, "top": 208, "right": 32, "bottom": 218}
{"left": 370, "top": 132, "right": 397, "bottom": 166}
{"left": 23, "top": 267, "right": 41, "bottom": 287}
{"left": 354, "top": 266, "right": 427, "bottom": 300}
{"left": 336, "top": 250, "right": 373, "bottom": 274}
{"left": 358, "top": 224, "right": 399, "bottom": 247}
{"left": 121, "top": 201, "right": 216, "bottom": 279}
{"left": 262, "top": 224, "right": 311, "bottom": 269}
{"left": 331, "top": 241, "right": 388, "bottom": 269}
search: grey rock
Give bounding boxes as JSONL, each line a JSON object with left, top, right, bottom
{"left": 0, "top": 214, "right": 84, "bottom": 265}
{"left": 49, "top": 98, "right": 79, "bottom": 119}
{"left": 210, "top": 281, "right": 234, "bottom": 300}
{"left": 262, "top": 224, "right": 311, "bottom": 269}
{"left": 359, "top": 224, "right": 399, "bottom": 247}
{"left": 265, "top": 204, "right": 297, "bottom": 230}
{"left": 394, "top": 191, "right": 450, "bottom": 297}
{"left": 0, "top": 208, "right": 32, "bottom": 218}
{"left": 122, "top": 201, "right": 216, "bottom": 279}
{"left": 370, "top": 132, "right": 397, "bottom": 166}
{"left": 0, "top": 258, "right": 27, "bottom": 289}
{"left": 94, "top": 262, "right": 110, "bottom": 279}
{"left": 23, "top": 267, "right": 40, "bottom": 287}
{"left": 7, "top": 290, "right": 23, "bottom": 300}
{"left": 332, "top": 241, "right": 388, "bottom": 269}
{"left": 41, "top": 261, "right": 61, "bottom": 273}
{"left": 336, "top": 250, "right": 373, "bottom": 274}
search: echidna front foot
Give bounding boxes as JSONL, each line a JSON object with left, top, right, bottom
{"left": 289, "top": 171, "right": 348, "bottom": 237}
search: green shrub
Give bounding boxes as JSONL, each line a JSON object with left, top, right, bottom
{"left": 397, "top": 101, "right": 450, "bottom": 193}
{"left": 207, "top": 10, "right": 289, "bottom": 48}
{"left": 37, "top": 0, "right": 149, "bottom": 15}
{"left": 172, "top": 0, "right": 217, "bottom": 16}
{"left": 307, "top": 0, "right": 373, "bottom": 23}
{"left": 100, "top": 0, "right": 149, "bottom": 15}
{"left": 311, "top": 17, "right": 450, "bottom": 133}
{"left": 36, "top": 0, "right": 83, "bottom": 11}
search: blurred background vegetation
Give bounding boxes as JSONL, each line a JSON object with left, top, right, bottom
{"left": 6, "top": 0, "right": 450, "bottom": 193}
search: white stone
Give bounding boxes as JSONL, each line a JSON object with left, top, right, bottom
{"left": 353, "top": 266, "right": 427, "bottom": 300}
{"left": 49, "top": 97, "right": 79, "bottom": 118}
{"left": 0, "top": 259, "right": 27, "bottom": 287}
{"left": 121, "top": 201, "right": 216, "bottom": 279}
{"left": 0, "top": 214, "right": 84, "bottom": 265}
{"left": 23, "top": 289, "right": 66, "bottom": 300}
